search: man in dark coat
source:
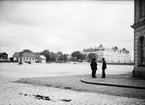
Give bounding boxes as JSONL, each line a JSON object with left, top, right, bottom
{"left": 90, "top": 58, "right": 97, "bottom": 78}
{"left": 102, "top": 58, "right": 107, "bottom": 78}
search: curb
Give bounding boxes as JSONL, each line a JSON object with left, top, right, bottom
{"left": 80, "top": 78, "right": 145, "bottom": 89}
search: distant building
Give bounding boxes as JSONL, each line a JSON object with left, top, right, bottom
{"left": 37, "top": 55, "right": 46, "bottom": 63}
{"left": 0, "top": 52, "right": 8, "bottom": 60}
{"left": 13, "top": 52, "right": 20, "bottom": 61}
{"left": 131, "top": 0, "right": 145, "bottom": 78}
{"left": 82, "top": 44, "right": 132, "bottom": 63}
{"left": 13, "top": 52, "right": 37, "bottom": 63}
{"left": 67, "top": 54, "right": 72, "bottom": 60}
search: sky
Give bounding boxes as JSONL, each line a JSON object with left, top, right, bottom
{"left": 0, "top": 0, "right": 134, "bottom": 58}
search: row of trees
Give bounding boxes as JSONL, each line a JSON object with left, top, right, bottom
{"left": 37, "top": 50, "right": 67, "bottom": 62}
{"left": 18, "top": 49, "right": 98, "bottom": 63}
{"left": 37, "top": 50, "right": 97, "bottom": 63}
{"left": 71, "top": 51, "right": 97, "bottom": 62}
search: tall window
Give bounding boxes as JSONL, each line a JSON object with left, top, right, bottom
{"left": 141, "top": 37, "right": 145, "bottom": 65}
{"left": 138, "top": 36, "right": 145, "bottom": 66}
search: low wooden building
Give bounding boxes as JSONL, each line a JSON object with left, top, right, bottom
{"left": 0, "top": 52, "right": 8, "bottom": 60}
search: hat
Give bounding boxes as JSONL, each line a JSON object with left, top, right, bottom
{"left": 102, "top": 58, "right": 105, "bottom": 61}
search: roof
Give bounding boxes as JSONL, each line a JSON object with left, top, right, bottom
{"left": 97, "top": 44, "right": 105, "bottom": 50}
{"left": 0, "top": 52, "right": 8, "bottom": 55}
{"left": 13, "top": 52, "right": 20, "bottom": 57}
{"left": 39, "top": 55, "right": 46, "bottom": 59}
{"left": 22, "top": 52, "right": 37, "bottom": 58}
{"left": 13, "top": 52, "right": 37, "bottom": 58}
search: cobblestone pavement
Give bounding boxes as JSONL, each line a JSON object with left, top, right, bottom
{"left": 0, "top": 79, "right": 145, "bottom": 105}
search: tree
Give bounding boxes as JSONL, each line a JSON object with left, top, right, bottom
{"left": 80, "top": 53, "right": 87, "bottom": 61}
{"left": 41, "top": 50, "right": 51, "bottom": 62}
{"left": 72, "top": 51, "right": 82, "bottom": 61}
{"left": 50, "top": 52, "right": 57, "bottom": 62}
{"left": 68, "top": 57, "right": 77, "bottom": 62}
{"left": 87, "top": 53, "right": 97, "bottom": 62}
{"left": 63, "top": 54, "right": 68, "bottom": 62}
{"left": 56, "top": 51, "right": 64, "bottom": 62}
{"left": 71, "top": 51, "right": 86, "bottom": 62}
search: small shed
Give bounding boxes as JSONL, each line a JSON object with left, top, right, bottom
{"left": 13, "top": 52, "right": 19, "bottom": 61}
{"left": 37, "top": 55, "right": 46, "bottom": 63}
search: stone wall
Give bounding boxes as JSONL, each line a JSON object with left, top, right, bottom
{"left": 133, "top": 0, "right": 145, "bottom": 78}
{"left": 134, "top": 28, "right": 145, "bottom": 68}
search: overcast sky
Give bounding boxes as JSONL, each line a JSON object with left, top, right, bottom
{"left": 0, "top": 1, "right": 134, "bottom": 58}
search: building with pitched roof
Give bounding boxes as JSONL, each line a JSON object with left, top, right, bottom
{"left": 13, "top": 52, "right": 20, "bottom": 61}
{"left": 37, "top": 55, "right": 46, "bottom": 63}
{"left": 0, "top": 52, "right": 8, "bottom": 60}
{"left": 13, "top": 52, "right": 37, "bottom": 63}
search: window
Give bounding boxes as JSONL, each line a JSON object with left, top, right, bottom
{"left": 141, "top": 37, "right": 145, "bottom": 65}
{"left": 138, "top": 36, "right": 145, "bottom": 66}
{"left": 140, "top": 0, "right": 145, "bottom": 17}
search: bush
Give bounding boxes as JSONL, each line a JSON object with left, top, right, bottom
{"left": 28, "top": 61, "right": 31, "bottom": 64}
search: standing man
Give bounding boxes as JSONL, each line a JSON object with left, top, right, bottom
{"left": 90, "top": 58, "right": 97, "bottom": 78}
{"left": 102, "top": 58, "right": 107, "bottom": 78}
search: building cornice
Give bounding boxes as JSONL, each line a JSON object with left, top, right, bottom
{"left": 131, "top": 20, "right": 145, "bottom": 29}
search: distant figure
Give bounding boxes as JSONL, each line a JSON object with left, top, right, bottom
{"left": 102, "top": 58, "right": 107, "bottom": 78}
{"left": 90, "top": 58, "right": 97, "bottom": 78}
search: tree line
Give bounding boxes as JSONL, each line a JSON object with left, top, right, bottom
{"left": 35, "top": 50, "right": 97, "bottom": 63}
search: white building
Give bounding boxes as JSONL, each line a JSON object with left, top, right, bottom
{"left": 37, "top": 55, "right": 46, "bottom": 63}
{"left": 82, "top": 44, "right": 132, "bottom": 63}
{"left": 103, "top": 50, "right": 131, "bottom": 63}
{"left": 13, "top": 52, "right": 37, "bottom": 63}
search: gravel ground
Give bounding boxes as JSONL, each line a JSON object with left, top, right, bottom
{"left": 0, "top": 77, "right": 145, "bottom": 105}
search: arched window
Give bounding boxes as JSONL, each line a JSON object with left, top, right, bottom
{"left": 138, "top": 36, "right": 145, "bottom": 66}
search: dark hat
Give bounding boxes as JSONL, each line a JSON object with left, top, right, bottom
{"left": 102, "top": 58, "right": 105, "bottom": 61}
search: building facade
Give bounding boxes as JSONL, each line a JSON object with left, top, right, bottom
{"left": 13, "top": 52, "right": 37, "bottom": 63}
{"left": 82, "top": 44, "right": 132, "bottom": 63}
{"left": 103, "top": 50, "right": 131, "bottom": 63}
{"left": 37, "top": 55, "right": 46, "bottom": 63}
{"left": 13, "top": 52, "right": 19, "bottom": 61}
{"left": 0, "top": 52, "right": 8, "bottom": 60}
{"left": 132, "top": 0, "right": 145, "bottom": 78}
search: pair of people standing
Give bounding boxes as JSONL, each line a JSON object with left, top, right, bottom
{"left": 90, "top": 58, "right": 107, "bottom": 78}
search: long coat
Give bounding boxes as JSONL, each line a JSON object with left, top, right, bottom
{"left": 90, "top": 60, "right": 97, "bottom": 70}
{"left": 102, "top": 61, "right": 107, "bottom": 69}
